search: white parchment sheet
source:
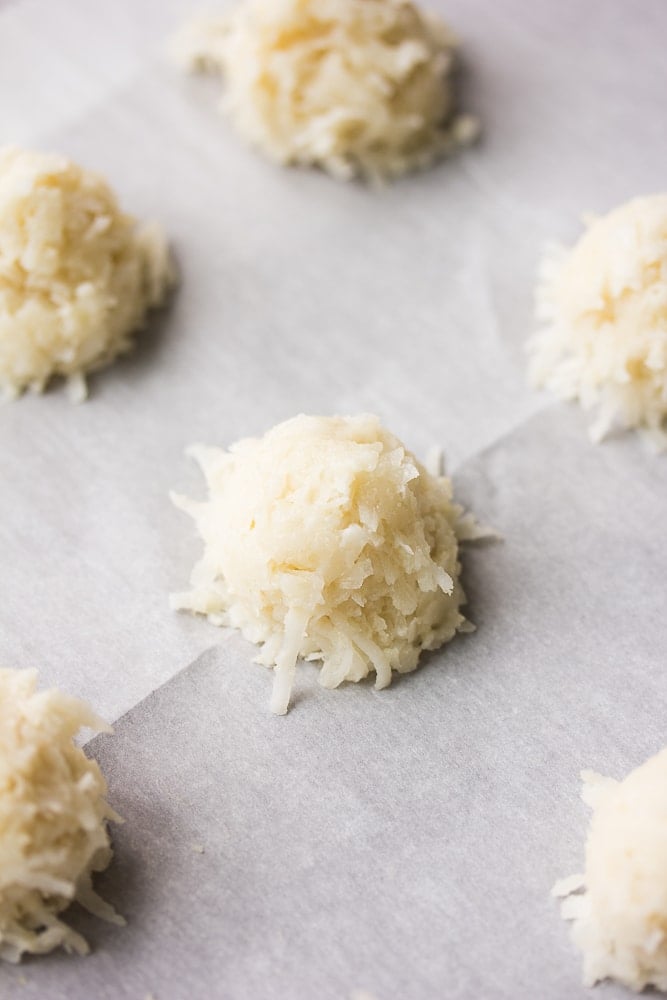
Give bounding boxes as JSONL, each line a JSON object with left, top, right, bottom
{"left": 1, "top": 0, "right": 667, "bottom": 996}
{"left": 6, "top": 407, "right": 667, "bottom": 1000}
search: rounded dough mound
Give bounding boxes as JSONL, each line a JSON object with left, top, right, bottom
{"left": 172, "top": 414, "right": 475, "bottom": 714}
{"left": 0, "top": 146, "right": 174, "bottom": 401}
{"left": 528, "top": 194, "right": 667, "bottom": 450}
{"left": 175, "top": 0, "right": 478, "bottom": 181}
{"left": 0, "top": 668, "right": 122, "bottom": 963}
{"left": 555, "top": 751, "right": 667, "bottom": 990}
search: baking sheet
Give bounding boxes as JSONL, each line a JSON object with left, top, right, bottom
{"left": 1, "top": 0, "right": 667, "bottom": 996}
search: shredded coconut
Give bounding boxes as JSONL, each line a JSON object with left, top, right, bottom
{"left": 173, "top": 0, "right": 478, "bottom": 182}
{"left": 555, "top": 751, "right": 667, "bottom": 990}
{"left": 171, "top": 413, "right": 479, "bottom": 715}
{"left": 528, "top": 194, "right": 667, "bottom": 450}
{"left": 0, "top": 146, "right": 174, "bottom": 401}
{"left": 0, "top": 668, "right": 123, "bottom": 963}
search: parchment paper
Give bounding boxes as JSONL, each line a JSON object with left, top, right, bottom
{"left": 1, "top": 0, "right": 667, "bottom": 996}
{"left": 7, "top": 406, "right": 667, "bottom": 1000}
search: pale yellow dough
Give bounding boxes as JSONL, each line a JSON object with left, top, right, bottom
{"left": 555, "top": 750, "right": 667, "bottom": 991}
{"left": 0, "top": 146, "right": 174, "bottom": 400}
{"left": 0, "top": 668, "right": 123, "bottom": 962}
{"left": 174, "top": 0, "right": 478, "bottom": 181}
{"left": 529, "top": 194, "right": 667, "bottom": 450}
{"left": 172, "top": 413, "right": 484, "bottom": 715}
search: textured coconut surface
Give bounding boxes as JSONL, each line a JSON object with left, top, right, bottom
{"left": 0, "top": 669, "right": 121, "bottom": 964}
{"left": 0, "top": 146, "right": 173, "bottom": 400}
{"left": 0, "top": 0, "right": 666, "bottom": 996}
{"left": 556, "top": 755, "right": 667, "bottom": 992}
{"left": 528, "top": 194, "right": 667, "bottom": 450}
{"left": 171, "top": 414, "right": 472, "bottom": 715}
{"left": 172, "top": 0, "right": 478, "bottom": 182}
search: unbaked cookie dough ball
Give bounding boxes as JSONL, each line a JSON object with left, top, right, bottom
{"left": 554, "top": 750, "right": 667, "bottom": 991}
{"left": 528, "top": 195, "right": 667, "bottom": 450}
{"left": 171, "top": 413, "right": 483, "bottom": 714}
{"left": 0, "top": 146, "right": 174, "bottom": 401}
{"left": 174, "top": 0, "right": 478, "bottom": 181}
{"left": 0, "top": 668, "right": 122, "bottom": 962}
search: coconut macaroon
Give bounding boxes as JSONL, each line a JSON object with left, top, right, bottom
{"left": 554, "top": 750, "right": 667, "bottom": 991}
{"left": 174, "top": 0, "right": 478, "bottom": 182}
{"left": 528, "top": 195, "right": 667, "bottom": 450}
{"left": 0, "top": 146, "right": 174, "bottom": 401}
{"left": 0, "top": 668, "right": 123, "bottom": 962}
{"left": 171, "top": 413, "right": 483, "bottom": 715}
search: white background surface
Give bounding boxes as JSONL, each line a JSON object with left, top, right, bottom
{"left": 1, "top": 1, "right": 666, "bottom": 997}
